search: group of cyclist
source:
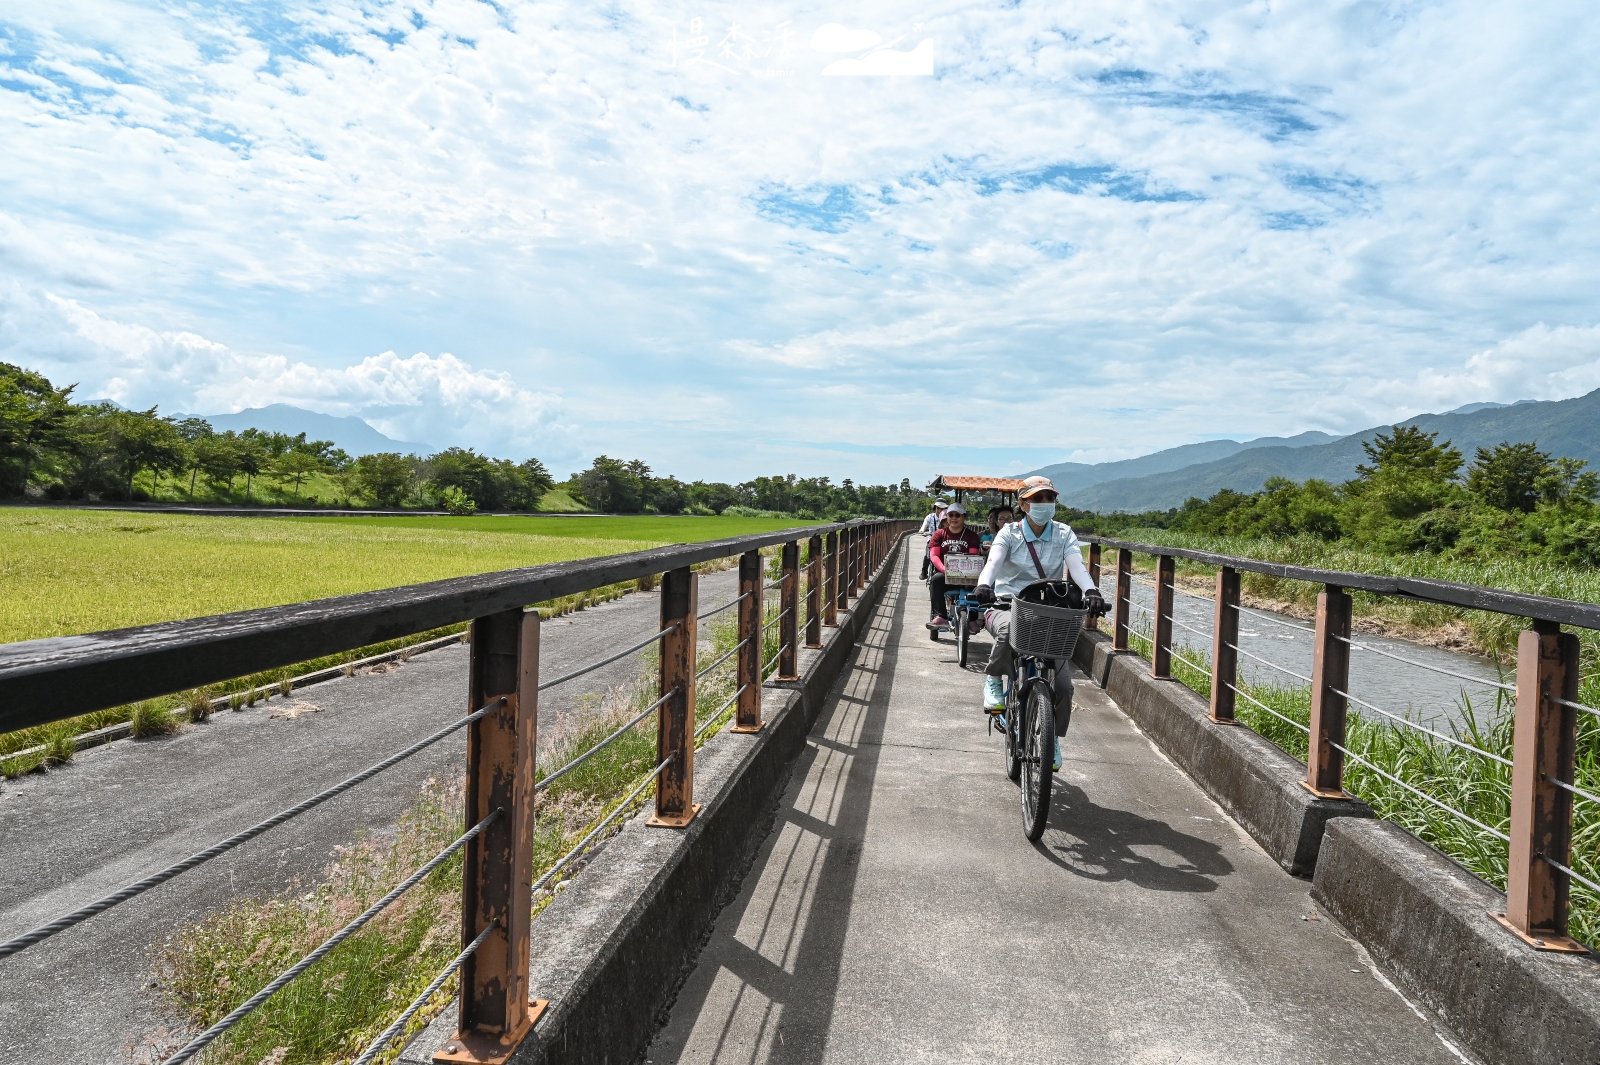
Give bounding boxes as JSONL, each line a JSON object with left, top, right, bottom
{"left": 919, "top": 477, "right": 1106, "bottom": 772}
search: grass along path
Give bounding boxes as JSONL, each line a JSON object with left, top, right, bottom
{"left": 1119, "top": 620, "right": 1600, "bottom": 949}
{"left": 156, "top": 579, "right": 786, "bottom": 1065}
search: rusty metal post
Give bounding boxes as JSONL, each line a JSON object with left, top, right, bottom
{"left": 1152, "top": 555, "right": 1175, "bottom": 678}
{"left": 733, "top": 550, "right": 764, "bottom": 733}
{"left": 805, "top": 534, "right": 823, "bottom": 648}
{"left": 778, "top": 541, "right": 800, "bottom": 680}
{"left": 835, "top": 528, "right": 850, "bottom": 616}
{"left": 650, "top": 567, "right": 698, "bottom": 827}
{"left": 1113, "top": 548, "right": 1132, "bottom": 652}
{"left": 824, "top": 531, "right": 840, "bottom": 627}
{"left": 1495, "top": 622, "right": 1585, "bottom": 952}
{"left": 441, "top": 608, "right": 541, "bottom": 1062}
{"left": 1209, "top": 567, "right": 1240, "bottom": 725}
{"left": 1305, "top": 586, "right": 1353, "bottom": 799}
{"left": 1086, "top": 544, "right": 1102, "bottom": 630}
{"left": 847, "top": 525, "right": 860, "bottom": 599}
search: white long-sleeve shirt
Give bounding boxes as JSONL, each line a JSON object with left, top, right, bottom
{"left": 977, "top": 518, "right": 1096, "bottom": 598}
{"left": 919, "top": 511, "right": 941, "bottom": 535}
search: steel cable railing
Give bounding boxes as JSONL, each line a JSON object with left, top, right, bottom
{"left": 1555, "top": 695, "right": 1600, "bottom": 721}
{"left": 534, "top": 687, "right": 678, "bottom": 795}
{"left": 697, "top": 590, "right": 750, "bottom": 621}
{"left": 762, "top": 607, "right": 791, "bottom": 632}
{"left": 762, "top": 649, "right": 783, "bottom": 677}
{"left": 1226, "top": 642, "right": 1314, "bottom": 686}
{"left": 1542, "top": 853, "right": 1600, "bottom": 897}
{"left": 1166, "top": 615, "right": 1212, "bottom": 641}
{"left": 1328, "top": 740, "right": 1510, "bottom": 843}
{"left": 698, "top": 684, "right": 750, "bottom": 740}
{"left": 532, "top": 757, "right": 672, "bottom": 896}
{"left": 537, "top": 622, "right": 681, "bottom": 693}
{"left": 696, "top": 639, "right": 748, "bottom": 681}
{"left": 1548, "top": 774, "right": 1600, "bottom": 809}
{"left": 1225, "top": 682, "right": 1311, "bottom": 733}
{"left": 1328, "top": 686, "right": 1512, "bottom": 766}
{"left": 164, "top": 810, "right": 502, "bottom": 1065}
{"left": 0, "top": 695, "right": 509, "bottom": 960}
{"left": 351, "top": 919, "right": 499, "bottom": 1065}
{"left": 1168, "top": 647, "right": 1210, "bottom": 677}
{"left": 1237, "top": 604, "right": 1314, "bottom": 634}
{"left": 1333, "top": 633, "right": 1514, "bottom": 693}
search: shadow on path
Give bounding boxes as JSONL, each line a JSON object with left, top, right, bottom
{"left": 1033, "top": 780, "right": 1233, "bottom": 892}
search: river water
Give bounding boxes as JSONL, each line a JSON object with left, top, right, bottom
{"left": 1105, "top": 574, "right": 1512, "bottom": 733}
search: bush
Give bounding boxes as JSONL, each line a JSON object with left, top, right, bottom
{"left": 1551, "top": 520, "right": 1600, "bottom": 566}
{"left": 186, "top": 687, "right": 214, "bottom": 723}
{"left": 439, "top": 485, "right": 477, "bottom": 516}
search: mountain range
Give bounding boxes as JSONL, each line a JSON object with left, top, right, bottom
{"left": 1023, "top": 392, "right": 1600, "bottom": 513}
{"left": 182, "top": 404, "right": 434, "bottom": 456}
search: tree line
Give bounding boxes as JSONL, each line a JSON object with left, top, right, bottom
{"left": 566, "top": 455, "right": 933, "bottom": 519}
{"left": 1, "top": 362, "right": 933, "bottom": 517}
{"left": 1075, "top": 426, "right": 1600, "bottom": 565}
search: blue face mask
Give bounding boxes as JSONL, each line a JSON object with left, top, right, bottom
{"left": 1026, "top": 501, "right": 1056, "bottom": 525}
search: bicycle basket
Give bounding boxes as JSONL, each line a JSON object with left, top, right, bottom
{"left": 1009, "top": 597, "right": 1087, "bottom": 661}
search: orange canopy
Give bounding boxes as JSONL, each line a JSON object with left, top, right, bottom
{"left": 934, "top": 476, "right": 1027, "bottom": 492}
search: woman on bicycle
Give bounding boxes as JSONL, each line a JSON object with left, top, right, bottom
{"left": 926, "top": 503, "right": 981, "bottom": 630}
{"left": 972, "top": 478, "right": 1104, "bottom": 764}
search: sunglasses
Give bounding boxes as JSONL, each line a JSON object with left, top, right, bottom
{"left": 1026, "top": 493, "right": 1059, "bottom": 503}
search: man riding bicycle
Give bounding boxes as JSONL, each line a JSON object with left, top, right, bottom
{"left": 918, "top": 499, "right": 949, "bottom": 580}
{"left": 973, "top": 477, "right": 1105, "bottom": 768}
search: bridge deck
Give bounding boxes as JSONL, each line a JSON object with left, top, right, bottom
{"left": 650, "top": 549, "right": 1464, "bottom": 1064}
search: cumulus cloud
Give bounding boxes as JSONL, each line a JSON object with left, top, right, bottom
{"left": 0, "top": 283, "right": 573, "bottom": 462}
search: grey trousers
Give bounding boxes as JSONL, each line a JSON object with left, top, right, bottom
{"left": 984, "top": 608, "right": 1074, "bottom": 735}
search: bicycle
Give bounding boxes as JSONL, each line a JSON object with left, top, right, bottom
{"left": 986, "top": 580, "right": 1102, "bottom": 840}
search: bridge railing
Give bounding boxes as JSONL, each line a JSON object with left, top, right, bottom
{"left": 0, "top": 517, "right": 913, "bottom": 1063}
{"left": 1082, "top": 535, "right": 1600, "bottom": 955}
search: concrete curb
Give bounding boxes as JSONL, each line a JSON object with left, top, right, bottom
{"left": 1312, "top": 818, "right": 1600, "bottom": 1065}
{"left": 1072, "top": 630, "right": 1371, "bottom": 876}
{"left": 399, "top": 536, "right": 907, "bottom": 1065}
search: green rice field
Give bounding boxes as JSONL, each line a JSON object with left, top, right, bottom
{"left": 0, "top": 509, "right": 818, "bottom": 644}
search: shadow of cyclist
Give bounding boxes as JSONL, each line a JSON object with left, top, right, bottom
{"left": 1029, "top": 780, "right": 1232, "bottom": 893}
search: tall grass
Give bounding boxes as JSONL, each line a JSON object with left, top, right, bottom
{"left": 157, "top": 601, "right": 758, "bottom": 1065}
{"left": 1122, "top": 621, "right": 1600, "bottom": 947}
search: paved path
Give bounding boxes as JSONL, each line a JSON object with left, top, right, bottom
{"left": 649, "top": 551, "right": 1466, "bottom": 1065}
{"left": 0, "top": 568, "right": 739, "bottom": 1064}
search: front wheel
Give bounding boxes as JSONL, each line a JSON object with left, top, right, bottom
{"left": 956, "top": 609, "right": 970, "bottom": 667}
{"left": 1004, "top": 682, "right": 1021, "bottom": 783}
{"left": 1020, "top": 682, "right": 1054, "bottom": 841}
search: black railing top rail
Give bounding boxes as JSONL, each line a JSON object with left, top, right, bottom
{"left": 1082, "top": 535, "right": 1600, "bottom": 632}
{"left": 0, "top": 520, "right": 888, "bottom": 735}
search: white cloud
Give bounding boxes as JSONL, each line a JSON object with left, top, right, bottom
{"left": 0, "top": 282, "right": 574, "bottom": 462}
{"left": 0, "top": 1, "right": 1597, "bottom": 481}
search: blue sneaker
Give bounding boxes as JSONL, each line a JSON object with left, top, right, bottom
{"left": 1053, "top": 736, "right": 1062, "bottom": 772}
{"left": 983, "top": 676, "right": 1005, "bottom": 711}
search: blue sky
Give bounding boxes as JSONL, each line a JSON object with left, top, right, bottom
{"left": 2, "top": 1, "right": 1598, "bottom": 483}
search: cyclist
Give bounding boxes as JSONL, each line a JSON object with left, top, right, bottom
{"left": 926, "top": 503, "right": 981, "bottom": 630}
{"left": 972, "top": 477, "right": 1104, "bottom": 768}
{"left": 919, "top": 499, "right": 949, "bottom": 580}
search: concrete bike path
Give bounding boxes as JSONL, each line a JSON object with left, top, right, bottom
{"left": 648, "top": 551, "right": 1466, "bottom": 1065}
{"left": 0, "top": 568, "right": 740, "bottom": 1064}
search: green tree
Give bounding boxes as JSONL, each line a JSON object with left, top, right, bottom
{"left": 1354, "top": 425, "right": 1464, "bottom": 482}
{"left": 355, "top": 452, "right": 413, "bottom": 507}
{"left": 0, "top": 362, "right": 76, "bottom": 495}
{"left": 1537, "top": 456, "right": 1599, "bottom": 508}
{"left": 1467, "top": 441, "right": 1551, "bottom": 513}
{"left": 577, "top": 455, "right": 644, "bottom": 513}
{"left": 273, "top": 450, "right": 325, "bottom": 498}
{"left": 106, "top": 408, "right": 185, "bottom": 500}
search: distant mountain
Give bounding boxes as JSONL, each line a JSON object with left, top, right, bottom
{"left": 1021, "top": 431, "right": 1338, "bottom": 494}
{"left": 190, "top": 404, "right": 434, "bottom": 457}
{"left": 1065, "top": 389, "right": 1600, "bottom": 512}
